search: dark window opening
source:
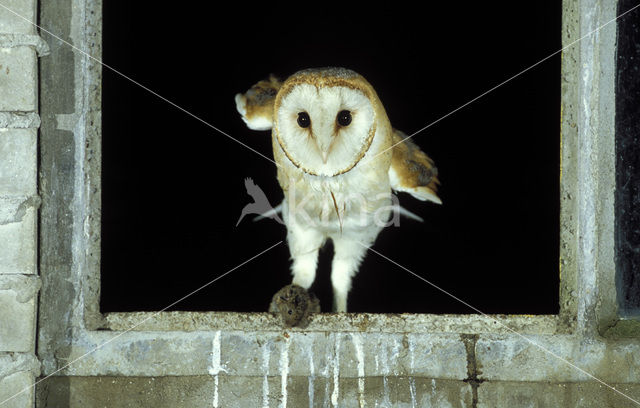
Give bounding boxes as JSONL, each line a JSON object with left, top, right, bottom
{"left": 101, "top": 3, "right": 561, "bottom": 314}
{"left": 615, "top": 0, "right": 640, "bottom": 317}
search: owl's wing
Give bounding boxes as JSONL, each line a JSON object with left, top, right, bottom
{"left": 388, "top": 130, "right": 442, "bottom": 204}
{"left": 235, "top": 75, "right": 282, "bottom": 131}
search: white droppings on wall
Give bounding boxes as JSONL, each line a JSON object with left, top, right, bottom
{"left": 208, "top": 331, "right": 223, "bottom": 408}
{"left": 391, "top": 337, "right": 400, "bottom": 376}
{"left": 409, "top": 335, "right": 415, "bottom": 372}
{"left": 308, "top": 348, "right": 315, "bottom": 408}
{"left": 380, "top": 340, "right": 391, "bottom": 406}
{"left": 431, "top": 378, "right": 437, "bottom": 406}
{"left": 279, "top": 335, "right": 290, "bottom": 408}
{"left": 409, "top": 377, "right": 417, "bottom": 408}
{"left": 352, "top": 333, "right": 366, "bottom": 408}
{"left": 331, "top": 333, "right": 340, "bottom": 407}
{"left": 212, "top": 368, "right": 219, "bottom": 407}
{"left": 321, "top": 343, "right": 330, "bottom": 408}
{"left": 262, "top": 342, "right": 270, "bottom": 408}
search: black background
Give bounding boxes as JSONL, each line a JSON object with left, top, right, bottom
{"left": 101, "top": 3, "right": 561, "bottom": 314}
{"left": 616, "top": 1, "right": 640, "bottom": 317}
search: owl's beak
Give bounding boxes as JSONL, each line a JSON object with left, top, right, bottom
{"left": 315, "top": 134, "right": 335, "bottom": 164}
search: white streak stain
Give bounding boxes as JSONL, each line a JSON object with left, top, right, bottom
{"left": 431, "top": 378, "right": 437, "bottom": 405}
{"left": 279, "top": 335, "right": 290, "bottom": 408}
{"left": 213, "top": 374, "right": 219, "bottom": 408}
{"left": 324, "top": 379, "right": 330, "bottom": 407}
{"left": 408, "top": 335, "right": 415, "bottom": 372}
{"left": 409, "top": 377, "right": 417, "bottom": 408}
{"left": 322, "top": 350, "right": 330, "bottom": 408}
{"left": 383, "top": 376, "right": 390, "bottom": 407}
{"left": 209, "top": 331, "right": 223, "bottom": 408}
{"left": 262, "top": 342, "right": 270, "bottom": 408}
{"left": 352, "top": 334, "right": 366, "bottom": 408}
{"left": 331, "top": 334, "right": 340, "bottom": 407}
{"left": 308, "top": 351, "right": 315, "bottom": 408}
{"left": 391, "top": 338, "right": 400, "bottom": 376}
{"left": 381, "top": 342, "right": 391, "bottom": 407}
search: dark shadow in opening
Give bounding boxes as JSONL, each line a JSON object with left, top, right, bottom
{"left": 101, "top": 3, "right": 561, "bottom": 314}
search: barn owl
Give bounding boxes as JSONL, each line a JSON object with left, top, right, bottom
{"left": 235, "top": 68, "right": 441, "bottom": 312}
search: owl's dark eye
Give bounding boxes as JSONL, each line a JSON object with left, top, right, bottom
{"left": 297, "top": 112, "right": 311, "bottom": 128}
{"left": 337, "top": 110, "right": 352, "bottom": 127}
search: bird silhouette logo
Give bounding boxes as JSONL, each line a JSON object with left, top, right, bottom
{"left": 236, "top": 178, "right": 284, "bottom": 226}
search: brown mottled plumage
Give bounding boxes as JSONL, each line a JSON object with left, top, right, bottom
{"left": 235, "top": 75, "right": 282, "bottom": 130}
{"left": 389, "top": 130, "right": 441, "bottom": 203}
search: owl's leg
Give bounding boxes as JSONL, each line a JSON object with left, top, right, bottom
{"left": 288, "top": 225, "right": 325, "bottom": 290}
{"left": 330, "top": 238, "right": 369, "bottom": 313}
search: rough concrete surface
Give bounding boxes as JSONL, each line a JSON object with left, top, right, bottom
{"left": 0, "top": 46, "right": 37, "bottom": 112}
{"left": 0, "top": 129, "right": 37, "bottom": 195}
{"left": 0, "top": 112, "right": 40, "bottom": 129}
{"left": 37, "top": 375, "right": 475, "bottom": 408}
{"left": 478, "top": 381, "right": 640, "bottom": 408}
{"left": 0, "top": 33, "right": 50, "bottom": 56}
{"left": 35, "top": 376, "right": 640, "bottom": 408}
{"left": 0, "top": 275, "right": 39, "bottom": 352}
{"left": 0, "top": 0, "right": 42, "bottom": 407}
{"left": 0, "top": 0, "right": 36, "bottom": 35}
{"left": 0, "top": 372, "right": 34, "bottom": 408}
{"left": 0, "top": 202, "right": 36, "bottom": 275}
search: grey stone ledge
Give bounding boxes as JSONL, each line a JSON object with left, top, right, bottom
{"left": 0, "top": 112, "right": 40, "bottom": 129}
{"left": 0, "top": 33, "right": 50, "bottom": 56}
{"left": 104, "top": 311, "right": 565, "bottom": 335}
{"left": 0, "top": 352, "right": 41, "bottom": 378}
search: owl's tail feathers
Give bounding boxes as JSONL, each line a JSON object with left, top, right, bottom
{"left": 253, "top": 202, "right": 283, "bottom": 223}
{"left": 235, "top": 75, "right": 282, "bottom": 131}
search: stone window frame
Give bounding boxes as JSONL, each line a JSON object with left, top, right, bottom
{"left": 36, "top": 0, "right": 640, "bottom": 403}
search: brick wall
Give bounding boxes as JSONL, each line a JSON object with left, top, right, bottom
{"left": 0, "top": 1, "right": 46, "bottom": 407}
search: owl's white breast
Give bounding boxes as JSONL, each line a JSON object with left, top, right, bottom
{"left": 278, "top": 127, "right": 393, "bottom": 236}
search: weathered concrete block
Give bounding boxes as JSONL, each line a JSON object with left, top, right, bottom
{"left": 0, "top": 371, "right": 33, "bottom": 408}
{"left": 478, "top": 381, "right": 640, "bottom": 408}
{"left": 0, "top": 112, "right": 40, "bottom": 128}
{"left": 63, "top": 332, "right": 216, "bottom": 376}
{"left": 0, "top": 352, "right": 40, "bottom": 377}
{"left": 406, "top": 377, "right": 473, "bottom": 408}
{"left": 37, "top": 376, "right": 217, "bottom": 408}
{"left": 476, "top": 335, "right": 640, "bottom": 383}
{"left": 212, "top": 331, "right": 466, "bottom": 381}
{"left": 35, "top": 375, "right": 473, "bottom": 407}
{"left": 0, "top": 197, "right": 37, "bottom": 274}
{"left": 0, "top": 0, "right": 36, "bottom": 35}
{"left": 330, "top": 376, "right": 472, "bottom": 408}
{"left": 0, "top": 47, "right": 37, "bottom": 111}
{"left": 0, "top": 128, "right": 36, "bottom": 195}
{"left": 0, "top": 275, "right": 39, "bottom": 351}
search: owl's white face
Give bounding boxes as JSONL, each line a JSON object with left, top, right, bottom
{"left": 274, "top": 84, "right": 376, "bottom": 177}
